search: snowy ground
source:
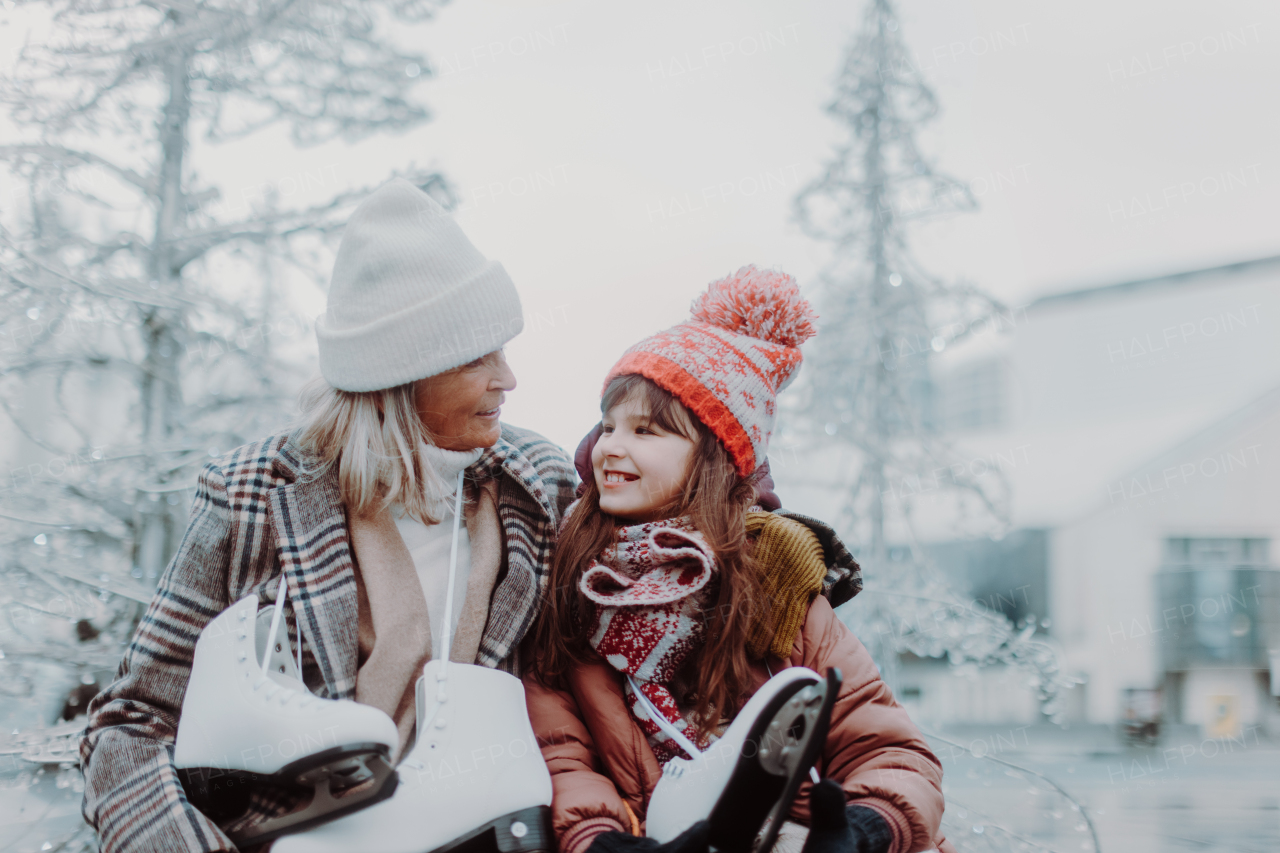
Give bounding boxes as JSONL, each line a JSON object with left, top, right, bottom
{"left": 1, "top": 722, "right": 1276, "bottom": 852}
{"left": 0, "top": 758, "right": 90, "bottom": 853}
{"left": 932, "top": 725, "right": 1280, "bottom": 853}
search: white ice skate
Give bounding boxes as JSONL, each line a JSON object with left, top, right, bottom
{"left": 175, "top": 584, "right": 400, "bottom": 848}
{"left": 273, "top": 468, "right": 554, "bottom": 853}
{"left": 644, "top": 666, "right": 842, "bottom": 853}
{"left": 273, "top": 659, "right": 553, "bottom": 853}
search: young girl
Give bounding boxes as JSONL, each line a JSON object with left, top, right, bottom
{"left": 524, "top": 267, "right": 952, "bottom": 853}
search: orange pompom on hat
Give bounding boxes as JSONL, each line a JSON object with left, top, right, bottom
{"left": 604, "top": 265, "right": 819, "bottom": 478}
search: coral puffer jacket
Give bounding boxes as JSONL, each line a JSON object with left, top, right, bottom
{"left": 523, "top": 594, "right": 955, "bottom": 853}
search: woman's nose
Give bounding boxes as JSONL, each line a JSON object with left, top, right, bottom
{"left": 490, "top": 351, "right": 517, "bottom": 391}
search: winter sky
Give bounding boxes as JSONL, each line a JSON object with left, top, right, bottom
{"left": 3, "top": 0, "right": 1277, "bottom": 453}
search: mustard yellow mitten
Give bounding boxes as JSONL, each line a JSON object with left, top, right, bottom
{"left": 745, "top": 511, "right": 827, "bottom": 659}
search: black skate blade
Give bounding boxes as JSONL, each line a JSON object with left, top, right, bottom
{"left": 752, "top": 668, "right": 841, "bottom": 853}
{"left": 207, "top": 743, "right": 399, "bottom": 847}
{"left": 429, "top": 805, "right": 554, "bottom": 853}
{"left": 707, "top": 667, "right": 842, "bottom": 853}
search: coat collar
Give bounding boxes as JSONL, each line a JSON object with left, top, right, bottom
{"left": 472, "top": 427, "right": 560, "bottom": 523}
{"left": 264, "top": 430, "right": 558, "bottom": 699}
{"left": 274, "top": 429, "right": 559, "bottom": 522}
{"left": 267, "top": 442, "right": 358, "bottom": 700}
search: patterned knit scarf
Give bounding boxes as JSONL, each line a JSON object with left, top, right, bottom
{"left": 579, "top": 515, "right": 720, "bottom": 764}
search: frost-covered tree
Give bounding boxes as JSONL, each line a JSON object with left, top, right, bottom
{"left": 0, "top": 0, "right": 451, "bottom": 766}
{"left": 792, "top": 0, "right": 1073, "bottom": 720}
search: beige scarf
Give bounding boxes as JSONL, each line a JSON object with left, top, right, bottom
{"left": 349, "top": 478, "right": 503, "bottom": 760}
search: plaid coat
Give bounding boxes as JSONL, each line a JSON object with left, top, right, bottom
{"left": 81, "top": 425, "right": 576, "bottom": 853}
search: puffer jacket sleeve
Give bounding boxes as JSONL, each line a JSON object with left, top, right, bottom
{"left": 81, "top": 463, "right": 238, "bottom": 852}
{"left": 791, "top": 596, "right": 945, "bottom": 853}
{"left": 524, "top": 675, "right": 631, "bottom": 853}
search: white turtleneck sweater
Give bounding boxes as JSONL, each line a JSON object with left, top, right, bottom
{"left": 392, "top": 444, "right": 483, "bottom": 658}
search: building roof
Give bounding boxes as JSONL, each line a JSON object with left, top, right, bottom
{"left": 1027, "top": 254, "right": 1280, "bottom": 311}
{"left": 939, "top": 254, "right": 1280, "bottom": 531}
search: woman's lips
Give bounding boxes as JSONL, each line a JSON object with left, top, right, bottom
{"left": 476, "top": 407, "right": 501, "bottom": 419}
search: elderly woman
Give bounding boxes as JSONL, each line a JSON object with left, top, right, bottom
{"left": 80, "top": 179, "right": 576, "bottom": 852}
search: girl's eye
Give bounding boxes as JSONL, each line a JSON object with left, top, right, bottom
{"left": 636, "top": 426, "right": 655, "bottom": 436}
{"left": 600, "top": 424, "right": 614, "bottom": 434}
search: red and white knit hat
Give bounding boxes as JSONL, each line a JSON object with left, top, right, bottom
{"left": 604, "top": 265, "right": 818, "bottom": 478}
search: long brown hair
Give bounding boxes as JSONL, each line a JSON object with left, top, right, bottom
{"left": 529, "top": 374, "right": 764, "bottom": 727}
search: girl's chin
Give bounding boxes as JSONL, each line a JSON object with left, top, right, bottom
{"left": 599, "top": 497, "right": 661, "bottom": 523}
{"left": 599, "top": 496, "right": 638, "bottom": 517}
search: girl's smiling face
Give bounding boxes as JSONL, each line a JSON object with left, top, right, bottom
{"left": 592, "top": 389, "right": 697, "bottom": 522}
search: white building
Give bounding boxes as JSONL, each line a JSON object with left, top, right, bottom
{"left": 781, "top": 254, "right": 1280, "bottom": 734}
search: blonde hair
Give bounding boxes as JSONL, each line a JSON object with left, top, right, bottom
{"left": 294, "top": 376, "right": 453, "bottom": 525}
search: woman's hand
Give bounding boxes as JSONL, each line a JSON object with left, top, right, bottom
{"left": 800, "top": 780, "right": 894, "bottom": 853}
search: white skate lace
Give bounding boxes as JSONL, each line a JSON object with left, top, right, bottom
{"left": 628, "top": 674, "right": 704, "bottom": 758}
{"left": 248, "top": 577, "right": 319, "bottom": 708}
{"left": 417, "top": 468, "right": 466, "bottom": 735}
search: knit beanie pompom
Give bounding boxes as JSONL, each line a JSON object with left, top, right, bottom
{"left": 691, "top": 265, "right": 817, "bottom": 348}
{"left": 605, "top": 265, "right": 818, "bottom": 477}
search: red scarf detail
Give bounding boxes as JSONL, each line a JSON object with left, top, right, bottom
{"left": 579, "top": 513, "right": 719, "bottom": 764}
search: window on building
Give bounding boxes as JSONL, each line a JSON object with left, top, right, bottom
{"left": 1157, "top": 536, "right": 1274, "bottom": 670}
{"left": 1163, "top": 537, "right": 1269, "bottom": 567}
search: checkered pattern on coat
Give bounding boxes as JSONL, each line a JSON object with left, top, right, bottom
{"left": 80, "top": 425, "right": 576, "bottom": 853}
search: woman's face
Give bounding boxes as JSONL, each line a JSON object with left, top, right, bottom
{"left": 414, "top": 350, "right": 517, "bottom": 450}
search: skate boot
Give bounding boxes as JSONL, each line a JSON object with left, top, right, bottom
{"left": 645, "top": 666, "right": 842, "bottom": 853}
{"left": 272, "top": 658, "right": 554, "bottom": 853}
{"left": 175, "top": 585, "right": 400, "bottom": 848}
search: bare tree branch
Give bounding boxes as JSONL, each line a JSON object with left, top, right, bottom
{"left": 0, "top": 144, "right": 154, "bottom": 194}
{"left": 0, "top": 0, "right": 454, "bottom": 780}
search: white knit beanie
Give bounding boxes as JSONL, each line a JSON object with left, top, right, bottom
{"left": 316, "top": 178, "right": 524, "bottom": 392}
